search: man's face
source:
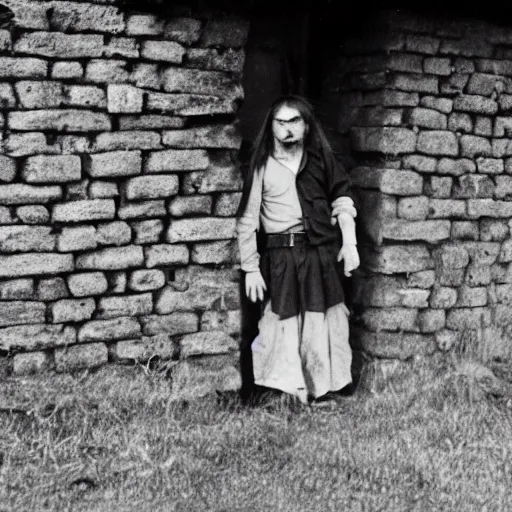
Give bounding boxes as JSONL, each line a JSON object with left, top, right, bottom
{"left": 272, "top": 105, "right": 307, "bottom": 146}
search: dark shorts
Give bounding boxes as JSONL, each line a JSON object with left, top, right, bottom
{"left": 260, "top": 241, "right": 345, "bottom": 320}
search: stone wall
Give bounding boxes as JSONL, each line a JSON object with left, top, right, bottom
{"left": 321, "top": 10, "right": 512, "bottom": 363}
{"left": 0, "top": 0, "right": 246, "bottom": 395}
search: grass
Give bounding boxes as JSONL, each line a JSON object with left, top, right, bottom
{"left": 1, "top": 350, "right": 512, "bottom": 512}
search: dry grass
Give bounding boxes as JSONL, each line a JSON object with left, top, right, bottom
{"left": 1, "top": 350, "right": 512, "bottom": 512}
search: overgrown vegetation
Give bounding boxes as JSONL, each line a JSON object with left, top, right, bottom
{"left": 1, "top": 348, "right": 512, "bottom": 511}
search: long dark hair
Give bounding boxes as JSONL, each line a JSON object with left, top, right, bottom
{"left": 237, "top": 95, "right": 336, "bottom": 218}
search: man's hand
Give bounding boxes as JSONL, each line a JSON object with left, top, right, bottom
{"left": 245, "top": 271, "right": 267, "bottom": 302}
{"left": 337, "top": 244, "right": 360, "bottom": 277}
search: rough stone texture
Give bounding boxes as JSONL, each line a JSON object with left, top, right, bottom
{"left": 0, "top": 253, "right": 73, "bottom": 278}
{"left": 0, "top": 324, "right": 75, "bottom": 351}
{"left": 145, "top": 150, "right": 209, "bottom": 173}
{"left": 128, "top": 269, "right": 166, "bottom": 292}
{"left": 0, "top": 279, "right": 34, "bottom": 300}
{"left": 351, "top": 127, "right": 417, "bottom": 154}
{"left": 9, "top": 110, "right": 111, "bottom": 132}
{"left": 179, "top": 331, "right": 238, "bottom": 358}
{"left": 140, "top": 312, "right": 198, "bottom": 336}
{"left": 96, "top": 221, "right": 131, "bottom": 247}
{"left": 162, "top": 125, "right": 241, "bottom": 149}
{"left": 140, "top": 41, "right": 186, "bottom": 63}
{"left": 55, "top": 343, "right": 108, "bottom": 372}
{"left": 97, "top": 293, "right": 153, "bottom": 319}
{"left": 78, "top": 317, "right": 141, "bottom": 343}
{"left": 52, "top": 200, "right": 115, "bottom": 223}
{"left": 68, "top": 272, "right": 108, "bottom": 297}
{"left": 168, "top": 196, "right": 212, "bottom": 217}
{"left": 58, "top": 226, "right": 97, "bottom": 252}
{"left": 191, "top": 241, "right": 236, "bottom": 264}
{"left": 132, "top": 220, "right": 163, "bottom": 245}
{"left": 13, "top": 352, "right": 51, "bottom": 375}
{"left": 118, "top": 200, "right": 167, "bottom": 220}
{"left": 84, "top": 152, "right": 142, "bottom": 178}
{"left": 76, "top": 246, "right": 144, "bottom": 270}
{"left": 15, "top": 206, "right": 50, "bottom": 225}
{"left": 37, "top": 278, "right": 68, "bottom": 301}
{"left": 145, "top": 244, "right": 189, "bottom": 268}
{"left": 124, "top": 175, "right": 179, "bottom": 200}
{"left": 22, "top": 156, "right": 81, "bottom": 184}
{"left": 0, "top": 226, "right": 55, "bottom": 253}
{"left": 0, "top": 184, "right": 62, "bottom": 205}
{"left": 49, "top": 298, "right": 95, "bottom": 323}
{"left": 167, "top": 218, "right": 236, "bottom": 243}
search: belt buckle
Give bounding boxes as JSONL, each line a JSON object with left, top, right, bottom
{"left": 289, "top": 233, "right": 294, "bottom": 247}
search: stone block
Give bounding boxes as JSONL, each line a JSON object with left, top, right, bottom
{"left": 55, "top": 343, "right": 108, "bottom": 372}
{"left": 115, "top": 335, "right": 177, "bottom": 361}
{"left": 364, "top": 244, "right": 433, "bottom": 274}
{"left": 363, "top": 90, "right": 419, "bottom": 107}
{"left": 361, "top": 307, "right": 418, "bottom": 332}
{"left": 167, "top": 218, "right": 236, "bottom": 243}
{"left": 391, "top": 73, "right": 439, "bottom": 94}
{"left": 76, "top": 246, "right": 144, "bottom": 270}
{"left": 423, "top": 57, "right": 451, "bottom": 75}
{"left": 453, "top": 175, "right": 494, "bottom": 199}
{"left": 65, "top": 180, "right": 89, "bottom": 201}
{"left": 427, "top": 176, "right": 452, "bottom": 198}
{"left": 418, "top": 310, "right": 446, "bottom": 333}
{"left": 420, "top": 96, "right": 453, "bottom": 114}
{"left": 439, "top": 268, "right": 465, "bottom": 286}
{"left": 103, "top": 37, "right": 139, "bottom": 59}
{"left": 58, "top": 136, "right": 91, "bottom": 155}
{"left": 130, "top": 62, "right": 162, "bottom": 90}
{"left": 118, "top": 200, "right": 166, "bottom": 220}
{"left": 145, "top": 150, "right": 209, "bottom": 172}
{"left": 0, "top": 323, "right": 75, "bottom": 351}
{"left": 15, "top": 81, "right": 63, "bottom": 109}
{"left": 480, "top": 219, "right": 509, "bottom": 241}
{"left": 451, "top": 221, "right": 479, "bottom": 240}
{"left": 140, "top": 40, "right": 185, "bottom": 63}
{"left": 435, "top": 244, "right": 470, "bottom": 268}
{"left": 496, "top": 284, "right": 512, "bottom": 304}
{"left": 494, "top": 117, "right": 512, "bottom": 137}
{"left": 68, "top": 272, "right": 108, "bottom": 297}
{"left": 132, "top": 219, "right": 163, "bottom": 245}
{"left": 93, "top": 132, "right": 161, "bottom": 151}
{"left": 417, "top": 130, "right": 458, "bottom": 156}
{"left": 437, "top": 158, "right": 476, "bottom": 176}
{"left": 405, "top": 34, "right": 440, "bottom": 54}
{"left": 14, "top": 206, "right": 48, "bottom": 225}
{"left": 96, "top": 221, "right": 131, "bottom": 247}
{"left": 146, "top": 92, "right": 237, "bottom": 116}
{"left": 448, "top": 112, "right": 473, "bottom": 133}
{"left": 52, "top": 200, "right": 115, "bottom": 223}
{"left": 406, "top": 108, "right": 447, "bottom": 129}
{"left": 126, "top": 14, "right": 164, "bottom": 36}
{"left": 387, "top": 52, "right": 423, "bottom": 73}
{"left": 49, "top": 298, "right": 95, "bottom": 323}
{"left": 162, "top": 124, "right": 241, "bottom": 149}
{"left": 168, "top": 195, "right": 212, "bottom": 217}
{"left": 0, "top": 184, "right": 61, "bottom": 205}
{"left": 64, "top": 85, "right": 106, "bottom": 109}
{"left": 89, "top": 181, "right": 118, "bottom": 199}
{"left": 0, "top": 226, "right": 55, "bottom": 253}
{"left": 124, "top": 175, "right": 179, "bottom": 200}
{"left": 144, "top": 244, "right": 189, "bottom": 268}
{"left": 164, "top": 17, "right": 202, "bottom": 45}
{"left": 107, "top": 85, "right": 143, "bottom": 114}
{"left": 129, "top": 269, "right": 166, "bottom": 292}
{"left": 428, "top": 199, "right": 466, "bottom": 218}
{"left": 191, "top": 240, "right": 236, "bottom": 264}
{"left": 0, "top": 253, "right": 73, "bottom": 278}
{"left": 0, "top": 155, "right": 15, "bottom": 184}
{"left": 97, "top": 293, "right": 153, "bottom": 319}
{"left": 85, "top": 59, "right": 130, "bottom": 83}
{"left": 465, "top": 265, "right": 492, "bottom": 286}
{"left": 179, "top": 331, "right": 237, "bottom": 358}
{"left": 49, "top": 3, "right": 124, "bottom": 33}
{"left": 397, "top": 196, "right": 429, "bottom": 220}
{"left": 57, "top": 226, "right": 97, "bottom": 252}
{"left": 430, "top": 286, "right": 457, "bottom": 308}
{"left": 37, "top": 278, "right": 68, "bottom": 301}
{"left": 493, "top": 140, "right": 512, "bottom": 158}
{"left": 0, "top": 278, "right": 34, "bottom": 300}
{"left": 182, "top": 159, "right": 242, "bottom": 194}
{"left": 0, "top": 301, "right": 45, "bottom": 327}
{"left": 407, "top": 270, "right": 436, "bottom": 289}
{"left": 499, "top": 240, "right": 512, "bottom": 263}
{"left": 108, "top": 273, "right": 125, "bottom": 295}
{"left": 468, "top": 199, "right": 512, "bottom": 219}
{"left": 140, "top": 312, "right": 198, "bottom": 336}
{"left": 119, "top": 115, "right": 186, "bottom": 131}
{"left": 446, "top": 308, "right": 492, "bottom": 330}
{"left": 14, "top": 32, "right": 104, "bottom": 58}
{"left": 21, "top": 155, "right": 81, "bottom": 184}
{"left": 351, "top": 167, "right": 423, "bottom": 195}
{"left": 453, "top": 95, "right": 498, "bottom": 115}
{"left": 463, "top": 241, "right": 501, "bottom": 265}
{"left": 466, "top": 73, "right": 504, "bottom": 96}
{"left": 456, "top": 286, "right": 487, "bottom": 307}
{"left": 186, "top": 48, "right": 245, "bottom": 73}
{"left": 52, "top": 62, "right": 83, "bottom": 79}
{"left": 474, "top": 117, "right": 493, "bottom": 136}
{"left": 13, "top": 352, "right": 51, "bottom": 375}
{"left": 358, "top": 106, "right": 403, "bottom": 126}
{"left": 78, "top": 316, "right": 141, "bottom": 343}
{"left": 0, "top": 57, "right": 47, "bottom": 78}
{"left": 9, "top": 110, "right": 111, "bottom": 132}
{"left": 350, "top": 127, "right": 417, "bottom": 154}
{"left": 382, "top": 220, "right": 451, "bottom": 243}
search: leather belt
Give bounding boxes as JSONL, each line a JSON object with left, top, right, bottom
{"left": 266, "top": 232, "right": 308, "bottom": 249}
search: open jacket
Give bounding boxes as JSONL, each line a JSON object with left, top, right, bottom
{"left": 236, "top": 148, "right": 354, "bottom": 273}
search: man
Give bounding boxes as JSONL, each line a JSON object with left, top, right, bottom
{"left": 236, "top": 95, "right": 359, "bottom": 406}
